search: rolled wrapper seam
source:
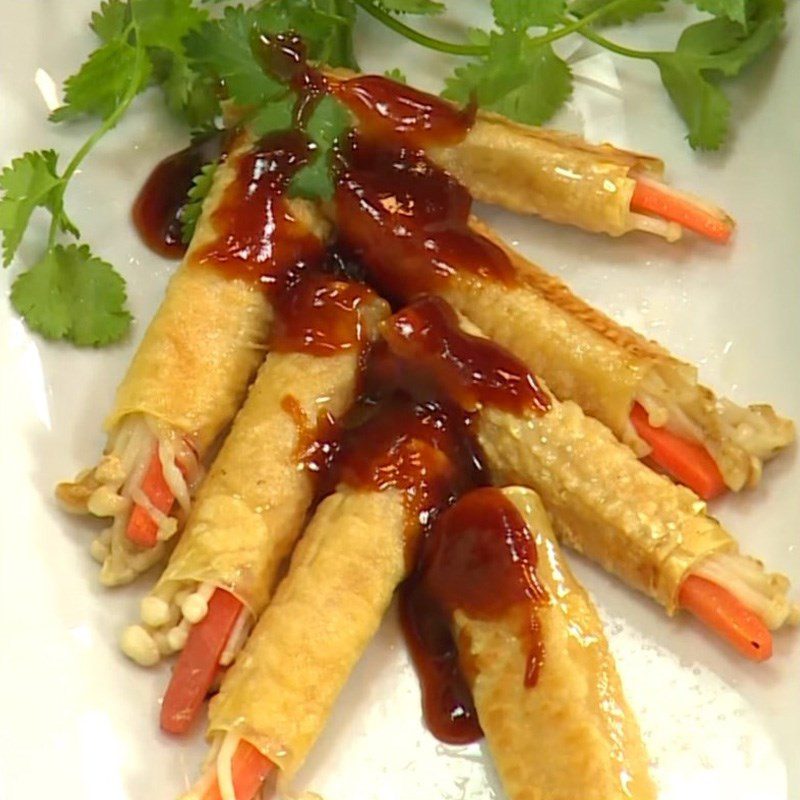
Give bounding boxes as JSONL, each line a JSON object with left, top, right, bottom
{"left": 477, "top": 399, "right": 735, "bottom": 613}
{"left": 455, "top": 487, "right": 655, "bottom": 800}
{"left": 207, "top": 486, "right": 408, "bottom": 782}
{"left": 440, "top": 219, "right": 794, "bottom": 490}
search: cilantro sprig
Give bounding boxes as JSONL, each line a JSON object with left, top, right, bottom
{"left": 356, "top": 0, "right": 785, "bottom": 148}
{"left": 1, "top": 0, "right": 787, "bottom": 346}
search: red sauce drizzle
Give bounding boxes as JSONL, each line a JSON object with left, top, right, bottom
{"left": 327, "top": 397, "right": 482, "bottom": 550}
{"left": 401, "top": 487, "right": 548, "bottom": 744}
{"left": 383, "top": 295, "right": 550, "bottom": 415}
{"left": 253, "top": 33, "right": 329, "bottom": 127}
{"left": 195, "top": 129, "right": 324, "bottom": 287}
{"left": 270, "top": 268, "right": 378, "bottom": 356}
{"left": 132, "top": 133, "right": 227, "bottom": 258}
{"left": 281, "top": 395, "right": 340, "bottom": 476}
{"left": 334, "top": 134, "right": 515, "bottom": 304}
{"left": 336, "top": 75, "right": 475, "bottom": 149}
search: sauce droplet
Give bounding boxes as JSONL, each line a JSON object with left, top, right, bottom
{"left": 132, "top": 133, "right": 226, "bottom": 258}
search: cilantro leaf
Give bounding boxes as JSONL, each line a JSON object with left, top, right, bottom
{"left": 0, "top": 151, "right": 64, "bottom": 266}
{"left": 50, "top": 38, "right": 151, "bottom": 122}
{"left": 379, "top": 0, "right": 445, "bottom": 13}
{"left": 684, "top": 0, "right": 747, "bottom": 25}
{"left": 185, "top": 7, "right": 286, "bottom": 108}
{"left": 492, "top": 0, "right": 565, "bottom": 29}
{"left": 181, "top": 161, "right": 219, "bottom": 244}
{"left": 249, "top": 93, "right": 296, "bottom": 135}
{"left": 569, "top": 0, "right": 664, "bottom": 25}
{"left": 289, "top": 95, "right": 352, "bottom": 201}
{"left": 384, "top": 67, "right": 408, "bottom": 83}
{"left": 131, "top": 0, "right": 207, "bottom": 51}
{"left": 10, "top": 244, "right": 131, "bottom": 346}
{"left": 288, "top": 155, "right": 334, "bottom": 200}
{"left": 443, "top": 32, "right": 572, "bottom": 126}
{"left": 656, "top": 61, "right": 730, "bottom": 149}
{"left": 158, "top": 51, "right": 221, "bottom": 125}
{"left": 90, "top": 0, "right": 130, "bottom": 43}
{"left": 650, "top": 0, "right": 785, "bottom": 148}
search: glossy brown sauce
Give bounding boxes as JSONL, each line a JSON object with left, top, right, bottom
{"left": 334, "top": 134, "right": 515, "bottom": 304}
{"left": 195, "top": 130, "right": 324, "bottom": 286}
{"left": 384, "top": 295, "right": 550, "bottom": 415}
{"left": 132, "top": 132, "right": 227, "bottom": 258}
{"left": 336, "top": 74, "right": 475, "bottom": 149}
{"left": 401, "top": 487, "right": 548, "bottom": 744}
{"left": 270, "top": 269, "right": 377, "bottom": 355}
{"left": 281, "top": 395, "right": 340, "bottom": 476}
{"left": 328, "top": 398, "right": 481, "bottom": 549}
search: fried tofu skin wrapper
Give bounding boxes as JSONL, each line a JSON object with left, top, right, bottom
{"left": 430, "top": 112, "right": 663, "bottom": 238}
{"left": 441, "top": 219, "right": 794, "bottom": 491}
{"left": 57, "top": 132, "right": 329, "bottom": 585}
{"left": 207, "top": 486, "right": 408, "bottom": 783}
{"left": 478, "top": 397, "right": 738, "bottom": 614}
{"left": 455, "top": 487, "right": 655, "bottom": 800}
{"left": 153, "top": 298, "right": 387, "bottom": 620}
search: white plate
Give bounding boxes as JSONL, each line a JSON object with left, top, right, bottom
{"left": 1, "top": 3, "right": 798, "bottom": 799}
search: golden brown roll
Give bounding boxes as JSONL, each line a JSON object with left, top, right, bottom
{"left": 207, "top": 485, "right": 408, "bottom": 780}
{"left": 440, "top": 218, "right": 794, "bottom": 492}
{"left": 120, "top": 287, "right": 388, "bottom": 666}
{"left": 382, "top": 298, "right": 797, "bottom": 628}
{"left": 409, "top": 485, "right": 656, "bottom": 800}
{"left": 57, "top": 131, "right": 330, "bottom": 585}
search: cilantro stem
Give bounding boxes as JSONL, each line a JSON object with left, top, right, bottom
{"left": 352, "top": 0, "right": 485, "bottom": 56}
{"left": 533, "top": 0, "right": 640, "bottom": 47}
{"left": 577, "top": 27, "right": 655, "bottom": 60}
{"left": 46, "top": 28, "right": 148, "bottom": 248}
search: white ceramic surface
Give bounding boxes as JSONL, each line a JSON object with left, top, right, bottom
{"left": 0, "top": 3, "right": 798, "bottom": 799}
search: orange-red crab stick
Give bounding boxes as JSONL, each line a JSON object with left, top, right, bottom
{"left": 161, "top": 589, "right": 245, "bottom": 735}
{"left": 679, "top": 575, "right": 772, "bottom": 661}
{"left": 126, "top": 448, "right": 177, "bottom": 547}
{"left": 189, "top": 739, "right": 275, "bottom": 800}
{"left": 631, "top": 175, "right": 734, "bottom": 244}
{"left": 630, "top": 403, "right": 727, "bottom": 500}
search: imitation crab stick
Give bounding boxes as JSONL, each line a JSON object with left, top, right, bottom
{"left": 630, "top": 403, "right": 727, "bottom": 500}
{"left": 679, "top": 574, "right": 773, "bottom": 661}
{"left": 161, "top": 588, "right": 245, "bottom": 735}
{"left": 631, "top": 175, "right": 734, "bottom": 244}
{"left": 188, "top": 739, "right": 275, "bottom": 800}
{"left": 126, "top": 448, "right": 177, "bottom": 547}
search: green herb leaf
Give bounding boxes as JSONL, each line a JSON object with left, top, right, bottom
{"left": 650, "top": 0, "right": 785, "bottom": 148}
{"left": 181, "top": 161, "right": 219, "bottom": 244}
{"left": 492, "top": 0, "right": 565, "bottom": 29}
{"left": 684, "top": 0, "right": 747, "bottom": 25}
{"left": 0, "top": 151, "right": 64, "bottom": 266}
{"left": 249, "top": 93, "right": 296, "bottom": 135}
{"left": 384, "top": 67, "right": 408, "bottom": 83}
{"left": 185, "top": 6, "right": 286, "bottom": 108}
{"left": 443, "top": 32, "right": 572, "bottom": 125}
{"left": 50, "top": 38, "right": 151, "bottom": 122}
{"left": 10, "top": 244, "right": 131, "bottom": 346}
{"left": 379, "top": 0, "right": 445, "bottom": 14}
{"left": 289, "top": 94, "right": 352, "bottom": 200}
{"left": 656, "top": 61, "right": 730, "bottom": 149}
{"left": 90, "top": 0, "right": 130, "bottom": 43}
{"left": 569, "top": 0, "right": 664, "bottom": 25}
{"left": 131, "top": 0, "right": 207, "bottom": 51}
